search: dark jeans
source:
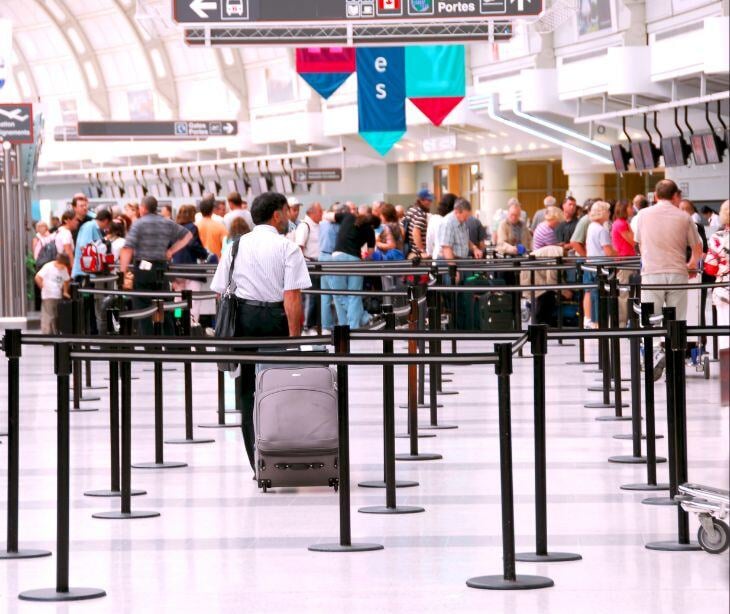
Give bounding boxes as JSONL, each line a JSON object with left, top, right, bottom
{"left": 234, "top": 302, "right": 289, "bottom": 471}
{"left": 304, "top": 275, "right": 320, "bottom": 330}
{"left": 132, "top": 263, "right": 171, "bottom": 336}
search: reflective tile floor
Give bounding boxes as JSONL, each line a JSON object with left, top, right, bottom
{"left": 0, "top": 338, "right": 728, "bottom": 613}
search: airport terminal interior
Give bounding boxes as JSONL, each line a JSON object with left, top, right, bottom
{"left": 0, "top": 0, "right": 728, "bottom": 612}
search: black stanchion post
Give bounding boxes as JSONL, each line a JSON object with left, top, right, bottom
{"left": 0, "top": 329, "right": 51, "bottom": 560}
{"left": 711, "top": 305, "right": 719, "bottom": 361}
{"left": 396, "top": 288, "right": 442, "bottom": 461}
{"left": 420, "top": 302, "right": 457, "bottom": 431}
{"left": 623, "top": 302, "right": 669, "bottom": 492}
{"left": 449, "top": 263, "right": 458, "bottom": 354}
{"left": 417, "top": 286, "right": 426, "bottom": 407}
{"left": 309, "top": 327, "right": 383, "bottom": 552}
{"left": 646, "top": 320, "right": 701, "bottom": 551}
{"left": 359, "top": 308, "right": 424, "bottom": 514}
{"left": 19, "top": 343, "right": 106, "bottom": 602}
{"left": 69, "top": 283, "right": 99, "bottom": 412}
{"left": 516, "top": 325, "right": 581, "bottom": 563}
{"left": 597, "top": 278, "right": 630, "bottom": 422}
{"left": 467, "top": 343, "right": 553, "bottom": 591}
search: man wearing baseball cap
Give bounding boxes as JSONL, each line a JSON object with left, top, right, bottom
{"left": 405, "top": 188, "right": 434, "bottom": 258}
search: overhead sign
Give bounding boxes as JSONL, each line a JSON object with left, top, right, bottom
{"left": 293, "top": 168, "right": 343, "bottom": 183}
{"left": 0, "top": 104, "right": 33, "bottom": 144}
{"left": 173, "top": 0, "right": 541, "bottom": 23}
{"left": 76, "top": 120, "right": 238, "bottom": 140}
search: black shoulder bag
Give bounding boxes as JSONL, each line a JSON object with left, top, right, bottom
{"left": 214, "top": 238, "right": 241, "bottom": 372}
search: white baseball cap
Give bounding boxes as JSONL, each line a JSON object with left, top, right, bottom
{"left": 287, "top": 197, "right": 302, "bottom": 207}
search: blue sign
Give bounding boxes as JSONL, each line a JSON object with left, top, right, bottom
{"left": 408, "top": 0, "right": 434, "bottom": 15}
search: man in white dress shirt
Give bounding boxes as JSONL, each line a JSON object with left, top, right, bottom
{"left": 211, "top": 192, "right": 312, "bottom": 470}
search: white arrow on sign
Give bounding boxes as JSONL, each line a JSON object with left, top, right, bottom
{"left": 509, "top": 0, "right": 531, "bottom": 12}
{"left": 190, "top": 0, "right": 217, "bottom": 19}
{"left": 223, "top": 122, "right": 235, "bottom": 135}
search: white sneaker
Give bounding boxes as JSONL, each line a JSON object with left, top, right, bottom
{"left": 583, "top": 318, "right": 593, "bottom": 329}
{"left": 320, "top": 328, "right": 332, "bottom": 335}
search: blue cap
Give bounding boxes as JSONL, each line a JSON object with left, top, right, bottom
{"left": 417, "top": 188, "right": 434, "bottom": 201}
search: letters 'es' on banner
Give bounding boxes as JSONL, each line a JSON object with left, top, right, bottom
{"left": 356, "top": 47, "right": 406, "bottom": 156}
{"left": 295, "top": 47, "right": 356, "bottom": 99}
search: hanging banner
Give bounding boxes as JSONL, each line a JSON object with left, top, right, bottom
{"left": 0, "top": 20, "right": 12, "bottom": 91}
{"left": 296, "top": 47, "right": 355, "bottom": 100}
{"left": 356, "top": 46, "right": 406, "bottom": 156}
{"left": 406, "top": 45, "right": 465, "bottom": 126}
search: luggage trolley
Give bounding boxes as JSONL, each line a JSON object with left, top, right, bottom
{"left": 678, "top": 483, "right": 730, "bottom": 554}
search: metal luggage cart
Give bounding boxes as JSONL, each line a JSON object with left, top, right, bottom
{"left": 678, "top": 483, "right": 729, "bottom": 554}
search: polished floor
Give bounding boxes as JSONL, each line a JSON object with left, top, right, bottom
{"left": 0, "top": 336, "right": 728, "bottom": 613}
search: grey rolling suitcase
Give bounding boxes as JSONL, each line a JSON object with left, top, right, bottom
{"left": 254, "top": 366, "right": 339, "bottom": 493}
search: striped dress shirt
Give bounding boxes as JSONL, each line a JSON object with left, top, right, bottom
{"left": 211, "top": 224, "right": 311, "bottom": 302}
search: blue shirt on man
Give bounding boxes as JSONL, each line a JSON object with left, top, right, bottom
{"left": 72, "top": 220, "right": 103, "bottom": 278}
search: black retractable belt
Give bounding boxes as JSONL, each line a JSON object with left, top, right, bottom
{"left": 69, "top": 283, "right": 99, "bottom": 413}
{"left": 597, "top": 278, "right": 630, "bottom": 422}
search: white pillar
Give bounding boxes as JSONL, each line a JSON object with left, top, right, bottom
{"left": 568, "top": 172, "right": 606, "bottom": 204}
{"left": 396, "top": 162, "right": 417, "bottom": 194}
{"left": 478, "top": 156, "right": 518, "bottom": 225}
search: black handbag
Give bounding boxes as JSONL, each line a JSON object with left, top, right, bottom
{"left": 214, "top": 239, "right": 241, "bottom": 372}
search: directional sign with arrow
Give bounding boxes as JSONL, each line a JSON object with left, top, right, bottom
{"left": 76, "top": 120, "right": 239, "bottom": 140}
{"left": 0, "top": 103, "right": 34, "bottom": 144}
{"left": 189, "top": 0, "right": 218, "bottom": 19}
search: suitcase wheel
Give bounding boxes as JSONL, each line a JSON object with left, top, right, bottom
{"left": 258, "top": 479, "right": 272, "bottom": 493}
{"left": 329, "top": 478, "right": 339, "bottom": 493}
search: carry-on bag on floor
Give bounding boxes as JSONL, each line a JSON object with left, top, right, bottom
{"left": 254, "top": 365, "right": 339, "bottom": 492}
{"left": 460, "top": 273, "right": 517, "bottom": 331}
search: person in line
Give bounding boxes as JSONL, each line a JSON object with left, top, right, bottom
{"left": 211, "top": 192, "right": 311, "bottom": 473}
{"left": 160, "top": 204, "right": 173, "bottom": 220}
{"left": 395, "top": 205, "right": 406, "bottom": 223}
{"left": 119, "top": 196, "right": 193, "bottom": 335}
{"left": 295, "top": 203, "right": 323, "bottom": 334}
{"left": 318, "top": 203, "right": 343, "bottom": 335}
{"left": 124, "top": 202, "right": 140, "bottom": 225}
{"left": 330, "top": 208, "right": 378, "bottom": 329}
{"left": 703, "top": 200, "right": 729, "bottom": 353}
{"left": 196, "top": 195, "right": 228, "bottom": 261}
{"left": 582, "top": 201, "right": 616, "bottom": 328}
{"left": 375, "top": 203, "right": 406, "bottom": 260}
{"left": 285, "top": 197, "right": 303, "bottom": 240}
{"left": 496, "top": 201, "right": 532, "bottom": 256}
{"left": 71, "top": 193, "right": 94, "bottom": 242}
{"left": 49, "top": 216, "right": 61, "bottom": 233}
{"left": 107, "top": 220, "right": 126, "bottom": 264}
{"left": 611, "top": 200, "right": 637, "bottom": 326}
{"left": 426, "top": 193, "right": 456, "bottom": 260}
{"left": 556, "top": 197, "right": 579, "bottom": 252}
{"left": 568, "top": 199, "right": 597, "bottom": 258}
{"left": 702, "top": 205, "right": 722, "bottom": 237}
{"left": 405, "top": 189, "right": 433, "bottom": 259}
{"left": 35, "top": 253, "right": 71, "bottom": 334}
{"left": 55, "top": 210, "right": 78, "bottom": 269}
{"left": 630, "top": 194, "right": 650, "bottom": 235}
{"left": 530, "top": 195, "right": 558, "bottom": 231}
{"left": 223, "top": 216, "right": 252, "bottom": 252}
{"left": 223, "top": 192, "right": 254, "bottom": 233}
{"left": 464, "top": 211, "right": 489, "bottom": 255}
{"left": 635, "top": 180, "right": 703, "bottom": 377}
{"left": 532, "top": 206, "right": 564, "bottom": 250}
{"left": 172, "top": 204, "right": 211, "bottom": 328}
{"left": 438, "top": 198, "right": 485, "bottom": 262}
{"left": 32, "top": 221, "right": 56, "bottom": 311}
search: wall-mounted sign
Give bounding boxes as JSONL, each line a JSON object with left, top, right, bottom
{"left": 423, "top": 133, "right": 457, "bottom": 154}
{"left": 292, "top": 168, "right": 343, "bottom": 183}
{"left": 76, "top": 120, "right": 238, "bottom": 140}
{"left": 173, "top": 0, "right": 541, "bottom": 24}
{"left": 0, "top": 103, "right": 33, "bottom": 144}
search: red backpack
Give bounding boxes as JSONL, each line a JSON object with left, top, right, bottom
{"left": 80, "top": 240, "right": 114, "bottom": 274}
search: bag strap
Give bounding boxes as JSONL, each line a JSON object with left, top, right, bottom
{"left": 226, "top": 238, "right": 242, "bottom": 293}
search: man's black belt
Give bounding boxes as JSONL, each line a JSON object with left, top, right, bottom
{"left": 240, "top": 299, "right": 284, "bottom": 309}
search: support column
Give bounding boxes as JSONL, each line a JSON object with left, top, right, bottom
{"left": 397, "top": 162, "right": 417, "bottom": 195}
{"left": 478, "top": 156, "right": 518, "bottom": 229}
{"left": 567, "top": 172, "right": 606, "bottom": 204}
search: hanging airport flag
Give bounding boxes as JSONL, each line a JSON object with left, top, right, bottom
{"left": 356, "top": 46, "right": 406, "bottom": 156}
{"left": 296, "top": 47, "right": 356, "bottom": 100}
{"left": 406, "top": 45, "right": 465, "bottom": 126}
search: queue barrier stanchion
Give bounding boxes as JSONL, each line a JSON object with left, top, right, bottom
{"left": 19, "top": 343, "right": 107, "bottom": 602}
{"left": 566, "top": 261, "right": 598, "bottom": 366}
{"left": 516, "top": 325, "right": 581, "bottom": 563}
{"left": 81, "top": 276, "right": 107, "bottom": 391}
{"left": 439, "top": 264, "right": 460, "bottom": 395}
{"left": 395, "top": 288, "right": 442, "bottom": 461}
{"left": 69, "top": 283, "right": 99, "bottom": 412}
{"left": 711, "top": 305, "right": 719, "bottom": 361}
{"left": 359, "top": 308, "right": 424, "bottom": 515}
{"left": 142, "top": 269, "right": 178, "bottom": 373}
{"left": 596, "top": 278, "right": 631, "bottom": 422}
{"left": 0, "top": 329, "right": 52, "bottom": 560}
{"left": 85, "top": 309, "right": 148, "bottom": 497}
{"left": 622, "top": 302, "right": 669, "bottom": 492}
{"left": 359, "top": 305, "right": 419, "bottom": 490}
{"left": 132, "top": 301, "right": 188, "bottom": 469}
{"left": 643, "top": 306, "right": 680, "bottom": 506}
{"left": 646, "top": 320, "right": 701, "bottom": 552}
{"left": 93, "top": 321, "right": 160, "bottom": 520}
{"left": 467, "top": 343, "right": 554, "bottom": 591}
{"left": 309, "top": 327, "right": 384, "bottom": 553}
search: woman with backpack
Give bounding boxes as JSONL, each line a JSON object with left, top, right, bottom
{"left": 32, "top": 221, "right": 57, "bottom": 310}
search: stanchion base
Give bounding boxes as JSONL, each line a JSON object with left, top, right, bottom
{"left": 131, "top": 461, "right": 188, "bottom": 469}
{"left": 466, "top": 574, "right": 554, "bottom": 590}
{"left": 225, "top": 409, "right": 240, "bottom": 414}
{"left": 395, "top": 432, "right": 436, "bottom": 439}
{"left": 358, "top": 505, "right": 425, "bottom": 515}
{"left": 566, "top": 361, "right": 598, "bottom": 366}
{"left": 358, "top": 480, "right": 419, "bottom": 489}
{"left": 84, "top": 488, "right": 146, "bottom": 497}
{"left": 198, "top": 422, "right": 241, "bottom": 429}
{"left": 92, "top": 510, "right": 160, "bottom": 520}
{"left": 395, "top": 453, "right": 442, "bottom": 461}
{"left": 83, "top": 385, "right": 108, "bottom": 390}
{"left": 595, "top": 415, "right": 632, "bottom": 422}
{"left": 436, "top": 390, "right": 459, "bottom": 396}
{"left": 645, "top": 540, "right": 701, "bottom": 552}
{"left": 398, "top": 404, "right": 444, "bottom": 408}
{"left": 587, "top": 386, "right": 629, "bottom": 393}
{"left": 515, "top": 552, "right": 582, "bottom": 563}
{"left": 593, "top": 378, "right": 631, "bottom": 383}
{"left": 419, "top": 424, "right": 458, "bottom": 430}
{"left": 308, "top": 542, "right": 384, "bottom": 553}
{"left": 584, "top": 402, "right": 628, "bottom": 409}
{"left": 0, "top": 549, "right": 52, "bottom": 560}
{"left": 583, "top": 369, "right": 603, "bottom": 374}
{"left": 613, "top": 433, "right": 663, "bottom": 440}
{"left": 642, "top": 496, "right": 677, "bottom": 506}
{"left": 19, "top": 587, "right": 106, "bottom": 602}
{"left": 71, "top": 395, "right": 101, "bottom": 402}
{"left": 142, "top": 367, "right": 179, "bottom": 373}
{"left": 104, "top": 376, "right": 139, "bottom": 381}
{"left": 425, "top": 378, "right": 452, "bottom": 384}
{"left": 621, "top": 482, "right": 670, "bottom": 492}
{"left": 164, "top": 437, "right": 215, "bottom": 445}
{"left": 608, "top": 455, "right": 666, "bottom": 464}
{"left": 63, "top": 408, "right": 99, "bottom": 413}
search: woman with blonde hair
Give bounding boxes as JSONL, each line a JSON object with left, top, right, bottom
{"left": 532, "top": 206, "right": 564, "bottom": 250}
{"left": 582, "top": 201, "right": 616, "bottom": 327}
